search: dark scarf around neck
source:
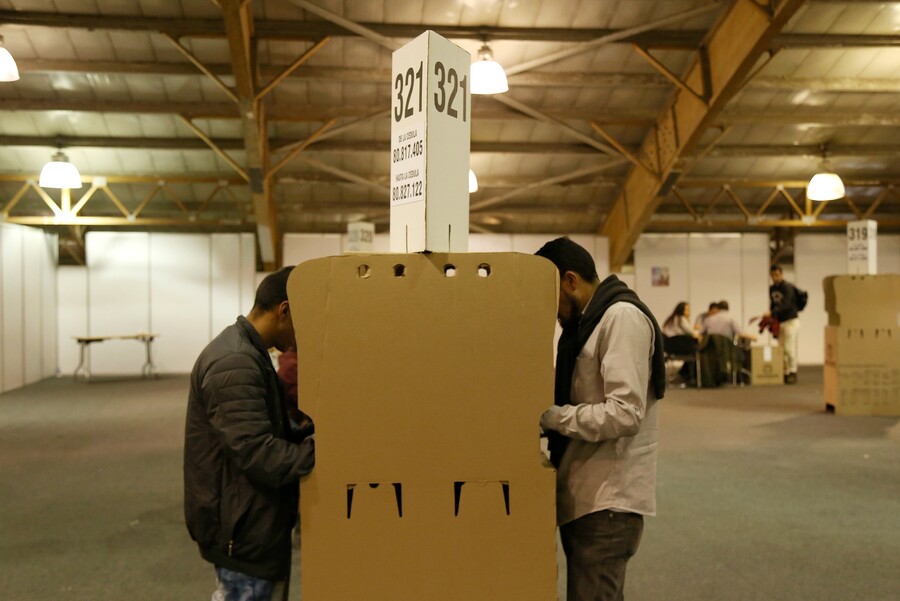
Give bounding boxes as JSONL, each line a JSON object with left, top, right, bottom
{"left": 548, "top": 274, "right": 667, "bottom": 467}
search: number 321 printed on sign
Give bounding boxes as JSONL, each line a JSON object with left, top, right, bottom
{"left": 393, "top": 61, "right": 468, "bottom": 123}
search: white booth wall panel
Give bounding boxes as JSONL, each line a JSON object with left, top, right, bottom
{"left": 22, "top": 227, "right": 46, "bottom": 384}
{"left": 689, "top": 235, "right": 746, "bottom": 326}
{"left": 877, "top": 235, "right": 900, "bottom": 274}
{"left": 0, "top": 226, "right": 3, "bottom": 391}
{"left": 41, "top": 232, "right": 58, "bottom": 379}
{"left": 468, "top": 234, "right": 514, "bottom": 253}
{"left": 634, "top": 235, "right": 690, "bottom": 325}
{"left": 283, "top": 234, "right": 342, "bottom": 265}
{"left": 57, "top": 266, "right": 89, "bottom": 376}
{"left": 87, "top": 232, "right": 151, "bottom": 375}
{"left": 1, "top": 225, "right": 25, "bottom": 392}
{"left": 150, "top": 234, "right": 212, "bottom": 374}
{"left": 211, "top": 233, "right": 256, "bottom": 331}
{"left": 239, "top": 233, "right": 256, "bottom": 316}
{"left": 741, "top": 234, "right": 771, "bottom": 331}
{"left": 794, "top": 234, "right": 846, "bottom": 366}
{"left": 339, "top": 232, "right": 392, "bottom": 254}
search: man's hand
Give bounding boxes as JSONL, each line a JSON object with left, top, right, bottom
{"left": 540, "top": 406, "right": 560, "bottom": 431}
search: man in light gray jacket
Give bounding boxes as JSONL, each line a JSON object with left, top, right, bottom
{"left": 536, "top": 237, "right": 665, "bottom": 601}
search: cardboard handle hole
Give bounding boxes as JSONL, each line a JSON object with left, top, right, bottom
{"left": 444, "top": 264, "right": 456, "bottom": 277}
{"left": 393, "top": 264, "right": 406, "bottom": 277}
{"left": 358, "top": 264, "right": 371, "bottom": 279}
{"left": 477, "top": 263, "right": 491, "bottom": 278}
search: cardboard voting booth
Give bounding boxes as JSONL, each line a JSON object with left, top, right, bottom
{"left": 288, "top": 253, "right": 558, "bottom": 600}
{"left": 823, "top": 274, "right": 900, "bottom": 416}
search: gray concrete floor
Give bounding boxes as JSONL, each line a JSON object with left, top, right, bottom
{"left": 1, "top": 368, "right": 898, "bottom": 600}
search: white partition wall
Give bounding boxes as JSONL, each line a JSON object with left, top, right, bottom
{"left": 794, "top": 233, "right": 900, "bottom": 365}
{"left": 2, "top": 224, "right": 25, "bottom": 391}
{"left": 741, "top": 234, "right": 771, "bottom": 327}
{"left": 87, "top": 232, "right": 151, "bottom": 375}
{"left": 74, "top": 232, "right": 256, "bottom": 376}
{"left": 211, "top": 234, "right": 257, "bottom": 334}
{"left": 150, "top": 234, "right": 212, "bottom": 374}
{"left": 634, "top": 235, "right": 690, "bottom": 325}
{"left": 57, "top": 266, "right": 89, "bottom": 376}
{"left": 283, "top": 234, "right": 342, "bottom": 265}
{"left": 634, "top": 233, "right": 769, "bottom": 331}
{"left": 0, "top": 223, "right": 58, "bottom": 393}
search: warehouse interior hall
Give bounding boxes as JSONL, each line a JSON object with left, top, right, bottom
{"left": 1, "top": 1, "right": 899, "bottom": 600}
{"left": 1, "top": 371, "right": 898, "bottom": 600}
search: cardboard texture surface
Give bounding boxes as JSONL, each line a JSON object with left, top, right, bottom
{"left": 823, "top": 326, "right": 900, "bottom": 416}
{"left": 822, "top": 275, "right": 900, "bottom": 416}
{"left": 823, "top": 274, "right": 900, "bottom": 327}
{"left": 288, "top": 253, "right": 558, "bottom": 600}
{"left": 750, "top": 345, "right": 783, "bottom": 385}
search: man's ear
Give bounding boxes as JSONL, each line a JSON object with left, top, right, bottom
{"left": 278, "top": 300, "right": 290, "bottom": 319}
{"left": 561, "top": 271, "right": 579, "bottom": 290}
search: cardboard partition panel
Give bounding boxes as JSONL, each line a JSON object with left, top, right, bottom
{"left": 289, "top": 253, "right": 558, "bottom": 601}
{"left": 823, "top": 274, "right": 900, "bottom": 327}
{"left": 824, "top": 326, "right": 900, "bottom": 416}
{"left": 750, "top": 345, "right": 783, "bottom": 385}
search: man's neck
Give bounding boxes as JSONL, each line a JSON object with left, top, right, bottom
{"left": 247, "top": 310, "right": 275, "bottom": 349}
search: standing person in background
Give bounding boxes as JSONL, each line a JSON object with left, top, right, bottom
{"left": 767, "top": 265, "right": 802, "bottom": 384}
{"left": 184, "top": 266, "right": 315, "bottom": 601}
{"left": 662, "top": 302, "right": 696, "bottom": 338}
{"left": 535, "top": 237, "right": 666, "bottom": 601}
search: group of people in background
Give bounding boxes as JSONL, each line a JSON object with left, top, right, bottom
{"left": 661, "top": 264, "right": 804, "bottom": 386}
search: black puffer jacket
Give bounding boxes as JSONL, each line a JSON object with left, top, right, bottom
{"left": 184, "top": 316, "right": 314, "bottom": 580}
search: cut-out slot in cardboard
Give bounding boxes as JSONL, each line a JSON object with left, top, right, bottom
{"left": 477, "top": 263, "right": 491, "bottom": 277}
{"left": 454, "top": 481, "right": 510, "bottom": 517}
{"left": 347, "top": 483, "right": 403, "bottom": 519}
{"left": 443, "top": 263, "right": 457, "bottom": 277}
{"left": 393, "top": 264, "right": 407, "bottom": 277}
{"left": 357, "top": 264, "right": 371, "bottom": 279}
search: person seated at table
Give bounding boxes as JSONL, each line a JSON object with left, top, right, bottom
{"left": 694, "top": 301, "right": 720, "bottom": 332}
{"left": 662, "top": 302, "right": 697, "bottom": 338}
{"left": 701, "top": 301, "right": 755, "bottom": 341}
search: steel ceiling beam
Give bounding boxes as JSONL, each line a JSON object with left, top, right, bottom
{"left": 18, "top": 59, "right": 900, "bottom": 93}
{"left": 221, "top": 0, "right": 279, "bottom": 269}
{"left": 1, "top": 10, "right": 895, "bottom": 47}
{"left": 4, "top": 97, "right": 897, "bottom": 127}
{"left": 601, "top": 0, "right": 808, "bottom": 270}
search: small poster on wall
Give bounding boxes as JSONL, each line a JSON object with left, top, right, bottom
{"left": 651, "top": 266, "right": 670, "bottom": 287}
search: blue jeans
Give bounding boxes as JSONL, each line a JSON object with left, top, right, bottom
{"left": 212, "top": 566, "right": 284, "bottom": 601}
{"left": 560, "top": 510, "right": 644, "bottom": 601}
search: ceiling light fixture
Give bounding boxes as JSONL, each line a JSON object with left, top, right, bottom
{"left": 471, "top": 43, "right": 508, "bottom": 95}
{"left": 0, "top": 36, "right": 19, "bottom": 82}
{"left": 806, "top": 145, "right": 844, "bottom": 202}
{"left": 468, "top": 169, "right": 479, "bottom": 193}
{"left": 39, "top": 150, "right": 83, "bottom": 189}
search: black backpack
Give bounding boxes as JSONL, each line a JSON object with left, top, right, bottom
{"left": 796, "top": 287, "right": 808, "bottom": 311}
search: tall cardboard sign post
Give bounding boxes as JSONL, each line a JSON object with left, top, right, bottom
{"left": 847, "top": 219, "right": 877, "bottom": 275}
{"left": 289, "top": 31, "right": 558, "bottom": 601}
{"left": 390, "top": 31, "right": 470, "bottom": 253}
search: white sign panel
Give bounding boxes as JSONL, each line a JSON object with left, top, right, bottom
{"left": 346, "top": 222, "right": 375, "bottom": 254}
{"left": 390, "top": 31, "right": 471, "bottom": 253}
{"left": 847, "top": 219, "right": 877, "bottom": 275}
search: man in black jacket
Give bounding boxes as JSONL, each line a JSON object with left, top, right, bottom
{"left": 767, "top": 264, "right": 801, "bottom": 384}
{"left": 184, "top": 266, "right": 315, "bottom": 601}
